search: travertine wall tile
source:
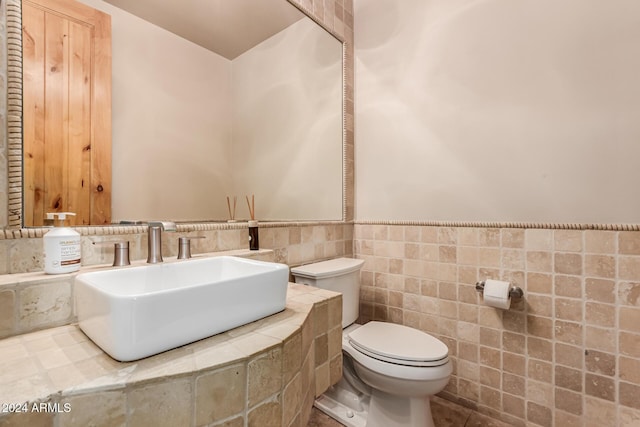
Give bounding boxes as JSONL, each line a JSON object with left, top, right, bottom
{"left": 620, "top": 382, "right": 640, "bottom": 410}
{"left": 215, "top": 417, "right": 244, "bottom": 427}
{"left": 282, "top": 333, "right": 302, "bottom": 385}
{"left": 502, "top": 393, "right": 525, "bottom": 419}
{"left": 619, "top": 356, "right": 640, "bottom": 385}
{"left": 585, "top": 231, "right": 616, "bottom": 254}
{"left": 0, "top": 410, "right": 53, "bottom": 427}
{"left": 526, "top": 229, "right": 553, "bottom": 251}
{"left": 556, "top": 343, "right": 583, "bottom": 370}
{"left": 282, "top": 373, "right": 301, "bottom": 426}
{"left": 128, "top": 379, "right": 193, "bottom": 427}
{"left": 314, "top": 333, "right": 328, "bottom": 367}
{"left": 527, "top": 401, "right": 552, "bottom": 427}
{"left": 0, "top": 289, "right": 14, "bottom": 334}
{"left": 59, "top": 391, "right": 126, "bottom": 427}
{"left": 314, "top": 360, "right": 329, "bottom": 397}
{"left": 619, "top": 232, "right": 640, "bottom": 255}
{"left": 248, "top": 348, "right": 282, "bottom": 407}
{"left": 247, "top": 398, "right": 281, "bottom": 427}
{"left": 586, "top": 326, "right": 607, "bottom": 353}
{"left": 619, "top": 282, "right": 640, "bottom": 306}
{"left": 195, "top": 363, "right": 247, "bottom": 425}
{"left": 554, "top": 230, "right": 583, "bottom": 252}
{"left": 19, "top": 281, "right": 72, "bottom": 329}
{"left": 619, "top": 307, "right": 640, "bottom": 333}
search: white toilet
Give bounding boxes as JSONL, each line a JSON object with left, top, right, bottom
{"left": 291, "top": 258, "right": 452, "bottom": 427}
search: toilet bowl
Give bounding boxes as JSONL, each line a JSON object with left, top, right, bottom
{"left": 291, "top": 258, "right": 452, "bottom": 427}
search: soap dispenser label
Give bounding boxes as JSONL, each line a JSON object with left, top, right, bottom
{"left": 59, "top": 240, "right": 81, "bottom": 266}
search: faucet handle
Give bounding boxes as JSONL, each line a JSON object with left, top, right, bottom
{"left": 177, "top": 236, "right": 206, "bottom": 260}
{"left": 93, "top": 241, "right": 131, "bottom": 266}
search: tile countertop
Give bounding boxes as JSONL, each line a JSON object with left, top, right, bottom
{"left": 0, "top": 283, "right": 339, "bottom": 406}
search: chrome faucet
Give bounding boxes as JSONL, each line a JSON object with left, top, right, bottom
{"left": 146, "top": 221, "right": 177, "bottom": 264}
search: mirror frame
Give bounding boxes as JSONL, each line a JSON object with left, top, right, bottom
{"left": 4, "top": 0, "right": 354, "bottom": 229}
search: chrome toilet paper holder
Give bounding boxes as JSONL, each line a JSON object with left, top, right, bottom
{"left": 475, "top": 280, "right": 524, "bottom": 299}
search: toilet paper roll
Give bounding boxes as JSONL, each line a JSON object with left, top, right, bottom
{"left": 483, "top": 279, "right": 511, "bottom": 309}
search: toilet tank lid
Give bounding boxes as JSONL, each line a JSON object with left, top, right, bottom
{"left": 291, "top": 257, "right": 364, "bottom": 279}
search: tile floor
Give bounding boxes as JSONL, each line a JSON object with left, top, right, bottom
{"left": 307, "top": 395, "right": 512, "bottom": 427}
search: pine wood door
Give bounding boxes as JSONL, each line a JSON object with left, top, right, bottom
{"left": 23, "top": 0, "right": 111, "bottom": 226}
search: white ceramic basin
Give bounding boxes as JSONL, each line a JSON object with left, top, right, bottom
{"left": 75, "top": 256, "right": 289, "bottom": 361}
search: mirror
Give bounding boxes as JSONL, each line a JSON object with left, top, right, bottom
{"left": 18, "top": 0, "right": 344, "bottom": 226}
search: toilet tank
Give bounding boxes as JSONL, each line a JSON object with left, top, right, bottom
{"left": 291, "top": 258, "right": 364, "bottom": 328}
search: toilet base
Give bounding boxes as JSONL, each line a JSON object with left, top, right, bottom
{"left": 314, "top": 392, "right": 367, "bottom": 427}
{"left": 313, "top": 371, "right": 369, "bottom": 427}
{"left": 366, "top": 389, "right": 435, "bottom": 427}
{"left": 314, "top": 378, "right": 437, "bottom": 427}
{"left": 314, "top": 391, "right": 436, "bottom": 427}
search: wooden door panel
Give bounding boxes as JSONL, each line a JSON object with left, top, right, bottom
{"left": 67, "top": 20, "right": 92, "bottom": 224}
{"left": 44, "top": 12, "right": 68, "bottom": 218}
{"left": 23, "top": 0, "right": 111, "bottom": 226}
{"left": 22, "top": 3, "right": 46, "bottom": 226}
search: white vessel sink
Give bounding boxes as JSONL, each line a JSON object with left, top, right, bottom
{"left": 75, "top": 256, "right": 289, "bottom": 361}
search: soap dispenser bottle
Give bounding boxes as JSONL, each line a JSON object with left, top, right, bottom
{"left": 43, "top": 212, "right": 81, "bottom": 274}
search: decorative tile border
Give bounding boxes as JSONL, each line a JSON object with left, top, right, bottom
{"left": 5, "top": 0, "right": 22, "bottom": 228}
{"left": 356, "top": 219, "right": 640, "bottom": 231}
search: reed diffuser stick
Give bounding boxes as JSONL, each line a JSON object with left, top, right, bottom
{"left": 226, "top": 196, "right": 237, "bottom": 220}
{"left": 246, "top": 195, "right": 255, "bottom": 220}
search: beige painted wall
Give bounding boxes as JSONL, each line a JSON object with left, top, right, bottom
{"left": 79, "top": 0, "right": 233, "bottom": 222}
{"left": 68, "top": 1, "right": 344, "bottom": 223}
{"left": 354, "top": 0, "right": 640, "bottom": 224}
{"left": 231, "top": 18, "right": 343, "bottom": 221}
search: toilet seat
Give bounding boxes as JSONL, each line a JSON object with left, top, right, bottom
{"left": 348, "top": 322, "right": 449, "bottom": 367}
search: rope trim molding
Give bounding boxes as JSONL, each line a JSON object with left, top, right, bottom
{"left": 0, "top": 221, "right": 352, "bottom": 240}
{"left": 355, "top": 220, "right": 640, "bottom": 231}
{"left": 4, "top": 219, "right": 639, "bottom": 240}
{"left": 6, "top": 0, "right": 22, "bottom": 228}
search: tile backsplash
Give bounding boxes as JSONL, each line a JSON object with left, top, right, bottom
{"left": 354, "top": 223, "right": 640, "bottom": 427}
{"left": 0, "top": 223, "right": 353, "bottom": 275}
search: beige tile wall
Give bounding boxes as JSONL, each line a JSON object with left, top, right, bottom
{"left": 354, "top": 223, "right": 640, "bottom": 427}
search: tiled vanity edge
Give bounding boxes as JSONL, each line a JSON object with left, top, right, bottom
{"left": 0, "top": 283, "right": 343, "bottom": 427}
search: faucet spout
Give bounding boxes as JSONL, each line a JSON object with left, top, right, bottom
{"left": 146, "top": 221, "right": 176, "bottom": 263}
{"left": 148, "top": 221, "right": 177, "bottom": 232}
